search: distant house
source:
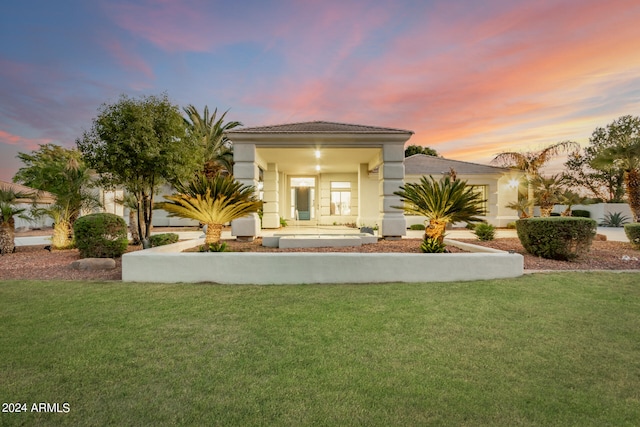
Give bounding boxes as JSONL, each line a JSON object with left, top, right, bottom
{"left": 222, "top": 121, "right": 521, "bottom": 240}
{"left": 0, "top": 180, "right": 55, "bottom": 229}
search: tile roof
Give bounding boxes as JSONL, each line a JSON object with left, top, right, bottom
{"left": 229, "top": 121, "right": 413, "bottom": 135}
{"left": 0, "top": 180, "right": 56, "bottom": 203}
{"left": 404, "top": 154, "right": 510, "bottom": 175}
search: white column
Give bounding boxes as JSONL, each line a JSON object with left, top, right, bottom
{"left": 262, "top": 163, "right": 280, "bottom": 228}
{"left": 378, "top": 143, "right": 406, "bottom": 238}
{"left": 231, "top": 143, "right": 260, "bottom": 240}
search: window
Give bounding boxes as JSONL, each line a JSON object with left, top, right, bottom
{"left": 330, "top": 182, "right": 351, "bottom": 215}
{"left": 469, "top": 185, "right": 488, "bottom": 214}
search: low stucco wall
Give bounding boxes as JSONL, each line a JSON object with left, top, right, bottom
{"left": 122, "top": 238, "right": 523, "bottom": 284}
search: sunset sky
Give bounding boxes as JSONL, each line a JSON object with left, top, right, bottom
{"left": 1, "top": 0, "right": 639, "bottom": 182}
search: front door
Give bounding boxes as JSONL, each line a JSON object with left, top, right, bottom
{"left": 295, "top": 187, "right": 310, "bottom": 220}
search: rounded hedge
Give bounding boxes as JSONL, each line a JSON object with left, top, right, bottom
{"left": 150, "top": 233, "right": 179, "bottom": 247}
{"left": 516, "top": 217, "right": 597, "bottom": 261}
{"left": 73, "top": 213, "right": 128, "bottom": 258}
{"left": 624, "top": 223, "right": 640, "bottom": 249}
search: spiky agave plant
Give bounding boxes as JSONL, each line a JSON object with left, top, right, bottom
{"left": 394, "top": 175, "right": 485, "bottom": 243}
{"left": 156, "top": 174, "right": 262, "bottom": 245}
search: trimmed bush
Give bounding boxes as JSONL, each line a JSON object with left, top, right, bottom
{"left": 506, "top": 222, "right": 517, "bottom": 229}
{"left": 73, "top": 213, "right": 128, "bottom": 258}
{"left": 150, "top": 233, "right": 179, "bottom": 247}
{"left": 624, "top": 223, "right": 640, "bottom": 249}
{"left": 571, "top": 209, "right": 591, "bottom": 218}
{"left": 409, "top": 223, "right": 425, "bottom": 230}
{"left": 516, "top": 217, "right": 597, "bottom": 261}
{"left": 474, "top": 223, "right": 496, "bottom": 241}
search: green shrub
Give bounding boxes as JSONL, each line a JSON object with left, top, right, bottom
{"left": 506, "top": 222, "right": 517, "bottom": 229}
{"left": 409, "top": 223, "right": 425, "bottom": 230}
{"left": 73, "top": 213, "right": 128, "bottom": 258}
{"left": 280, "top": 217, "right": 288, "bottom": 227}
{"left": 474, "top": 223, "right": 496, "bottom": 241}
{"left": 199, "top": 242, "right": 229, "bottom": 252}
{"left": 600, "top": 212, "right": 630, "bottom": 227}
{"left": 624, "top": 223, "right": 640, "bottom": 249}
{"left": 515, "top": 217, "right": 597, "bottom": 261}
{"left": 571, "top": 209, "right": 591, "bottom": 218}
{"left": 465, "top": 223, "right": 476, "bottom": 230}
{"left": 420, "top": 237, "right": 447, "bottom": 253}
{"left": 150, "top": 233, "right": 179, "bottom": 247}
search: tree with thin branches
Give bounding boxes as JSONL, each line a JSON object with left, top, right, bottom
{"left": 591, "top": 116, "right": 640, "bottom": 221}
{"left": 492, "top": 141, "right": 579, "bottom": 217}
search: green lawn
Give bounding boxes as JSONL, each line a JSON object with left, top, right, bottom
{"left": 1, "top": 273, "right": 639, "bottom": 426}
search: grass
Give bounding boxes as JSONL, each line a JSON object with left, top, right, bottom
{"left": 1, "top": 273, "right": 639, "bottom": 426}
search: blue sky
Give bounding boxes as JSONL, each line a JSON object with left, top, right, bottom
{"left": 2, "top": 0, "right": 640, "bottom": 181}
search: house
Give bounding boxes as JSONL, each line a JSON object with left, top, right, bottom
{"left": 403, "top": 154, "right": 521, "bottom": 227}
{"left": 226, "top": 121, "right": 520, "bottom": 240}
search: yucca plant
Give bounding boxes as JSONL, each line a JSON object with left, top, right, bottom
{"left": 600, "top": 211, "right": 630, "bottom": 227}
{"left": 394, "top": 175, "right": 485, "bottom": 243}
{"left": 156, "top": 174, "right": 262, "bottom": 245}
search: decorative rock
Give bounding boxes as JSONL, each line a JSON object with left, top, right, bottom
{"left": 595, "top": 234, "right": 607, "bottom": 241}
{"left": 71, "top": 258, "right": 116, "bottom": 270}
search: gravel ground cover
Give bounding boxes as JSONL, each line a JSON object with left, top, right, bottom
{"left": 2, "top": 229, "right": 639, "bottom": 281}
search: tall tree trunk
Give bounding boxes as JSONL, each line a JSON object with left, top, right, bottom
{"left": 425, "top": 219, "right": 447, "bottom": 244}
{"left": 625, "top": 169, "right": 640, "bottom": 222}
{"left": 527, "top": 174, "right": 535, "bottom": 218}
{"left": 129, "top": 209, "right": 140, "bottom": 245}
{"left": 205, "top": 223, "right": 223, "bottom": 245}
{"left": 540, "top": 205, "right": 553, "bottom": 217}
{"left": 0, "top": 218, "right": 15, "bottom": 255}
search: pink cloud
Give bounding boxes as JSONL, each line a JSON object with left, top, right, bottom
{"left": 0, "top": 129, "right": 52, "bottom": 151}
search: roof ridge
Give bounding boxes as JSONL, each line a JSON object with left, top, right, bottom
{"left": 405, "top": 154, "right": 510, "bottom": 171}
{"left": 230, "top": 120, "right": 413, "bottom": 134}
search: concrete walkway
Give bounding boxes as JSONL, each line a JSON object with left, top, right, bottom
{"left": 13, "top": 226, "right": 630, "bottom": 247}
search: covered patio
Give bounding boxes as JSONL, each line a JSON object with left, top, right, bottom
{"left": 226, "top": 121, "right": 414, "bottom": 240}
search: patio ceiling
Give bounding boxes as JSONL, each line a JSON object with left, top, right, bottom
{"left": 256, "top": 147, "right": 382, "bottom": 175}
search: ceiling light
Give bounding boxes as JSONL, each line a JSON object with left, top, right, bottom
{"left": 315, "top": 150, "right": 321, "bottom": 159}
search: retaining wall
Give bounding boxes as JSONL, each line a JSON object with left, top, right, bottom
{"left": 122, "top": 238, "right": 524, "bottom": 284}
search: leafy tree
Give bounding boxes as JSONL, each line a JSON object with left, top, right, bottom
{"left": 591, "top": 115, "right": 640, "bottom": 221}
{"left": 0, "top": 185, "right": 31, "bottom": 254}
{"left": 393, "top": 175, "right": 485, "bottom": 243}
{"left": 404, "top": 144, "right": 440, "bottom": 157}
{"left": 156, "top": 174, "right": 262, "bottom": 244}
{"left": 183, "top": 105, "right": 242, "bottom": 177}
{"left": 13, "top": 144, "right": 100, "bottom": 248}
{"left": 493, "top": 141, "right": 579, "bottom": 217}
{"left": 77, "top": 93, "right": 203, "bottom": 244}
{"left": 562, "top": 149, "right": 625, "bottom": 202}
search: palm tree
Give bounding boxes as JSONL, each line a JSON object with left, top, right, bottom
{"left": 506, "top": 197, "right": 533, "bottom": 219}
{"left": 183, "top": 105, "right": 242, "bottom": 177}
{"left": 493, "top": 141, "right": 579, "bottom": 217}
{"left": 393, "top": 175, "right": 486, "bottom": 243}
{"left": 531, "top": 175, "right": 564, "bottom": 217}
{"left": 156, "top": 174, "right": 262, "bottom": 244}
{"left": 558, "top": 190, "right": 591, "bottom": 216}
{"left": 592, "top": 135, "right": 640, "bottom": 222}
{"left": 0, "top": 186, "right": 32, "bottom": 254}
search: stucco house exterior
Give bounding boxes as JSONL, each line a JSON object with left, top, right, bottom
{"left": 225, "top": 121, "right": 520, "bottom": 240}
{"left": 0, "top": 180, "right": 56, "bottom": 229}
{"left": 403, "top": 154, "right": 521, "bottom": 227}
